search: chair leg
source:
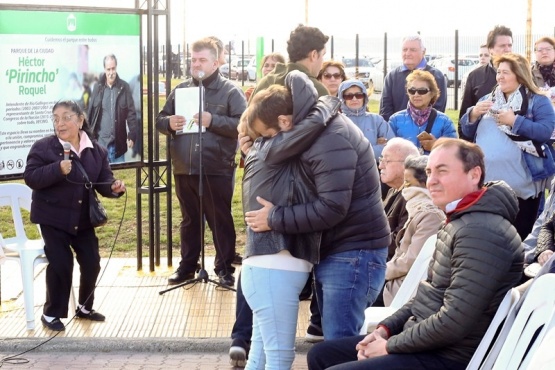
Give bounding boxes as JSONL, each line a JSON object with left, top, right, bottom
{"left": 18, "top": 256, "right": 37, "bottom": 330}
{"left": 69, "top": 285, "right": 77, "bottom": 313}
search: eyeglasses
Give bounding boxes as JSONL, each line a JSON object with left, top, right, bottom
{"left": 52, "top": 114, "right": 76, "bottom": 124}
{"left": 323, "top": 72, "right": 342, "bottom": 80}
{"left": 535, "top": 47, "right": 555, "bottom": 53}
{"left": 407, "top": 87, "right": 431, "bottom": 95}
{"left": 479, "top": 53, "right": 490, "bottom": 57}
{"left": 343, "top": 92, "right": 365, "bottom": 101}
{"left": 378, "top": 156, "right": 405, "bottom": 165}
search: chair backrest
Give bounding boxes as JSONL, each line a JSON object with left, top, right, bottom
{"left": 389, "top": 234, "right": 437, "bottom": 309}
{"left": 465, "top": 288, "right": 520, "bottom": 370}
{"left": 485, "top": 273, "right": 555, "bottom": 370}
{"left": 524, "top": 323, "right": 555, "bottom": 370}
{"left": 0, "top": 183, "right": 34, "bottom": 251}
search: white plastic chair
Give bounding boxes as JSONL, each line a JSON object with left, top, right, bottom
{"left": 524, "top": 323, "right": 555, "bottom": 370}
{"left": 465, "top": 288, "right": 520, "bottom": 370}
{"left": 0, "top": 183, "right": 75, "bottom": 330}
{"left": 482, "top": 273, "right": 555, "bottom": 370}
{"left": 359, "top": 234, "right": 437, "bottom": 334}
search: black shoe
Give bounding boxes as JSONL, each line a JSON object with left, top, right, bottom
{"left": 232, "top": 253, "right": 243, "bottom": 265}
{"left": 217, "top": 271, "right": 235, "bottom": 287}
{"left": 229, "top": 338, "right": 250, "bottom": 367}
{"left": 41, "top": 315, "right": 65, "bottom": 331}
{"left": 76, "top": 309, "right": 106, "bottom": 322}
{"left": 168, "top": 269, "right": 195, "bottom": 285}
{"left": 305, "top": 323, "right": 324, "bottom": 343}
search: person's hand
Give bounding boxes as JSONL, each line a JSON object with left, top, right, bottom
{"left": 377, "top": 137, "right": 388, "bottom": 145}
{"left": 538, "top": 250, "right": 554, "bottom": 266}
{"left": 469, "top": 100, "right": 494, "bottom": 123}
{"left": 495, "top": 109, "right": 516, "bottom": 127}
{"left": 238, "top": 132, "right": 253, "bottom": 155}
{"left": 244, "top": 196, "right": 274, "bottom": 232}
{"left": 60, "top": 159, "right": 72, "bottom": 175}
{"left": 169, "top": 115, "right": 186, "bottom": 131}
{"left": 193, "top": 111, "right": 212, "bottom": 128}
{"left": 355, "top": 328, "right": 389, "bottom": 360}
{"left": 127, "top": 139, "right": 134, "bottom": 149}
{"left": 418, "top": 134, "right": 436, "bottom": 152}
{"left": 111, "top": 179, "right": 126, "bottom": 194}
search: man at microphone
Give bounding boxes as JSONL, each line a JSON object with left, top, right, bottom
{"left": 156, "top": 37, "right": 247, "bottom": 287}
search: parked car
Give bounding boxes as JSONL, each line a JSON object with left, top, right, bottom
{"left": 342, "top": 57, "right": 376, "bottom": 88}
{"left": 246, "top": 56, "right": 257, "bottom": 81}
{"left": 220, "top": 61, "right": 239, "bottom": 80}
{"left": 432, "top": 56, "right": 479, "bottom": 87}
{"left": 368, "top": 59, "right": 403, "bottom": 92}
{"left": 235, "top": 58, "right": 250, "bottom": 80}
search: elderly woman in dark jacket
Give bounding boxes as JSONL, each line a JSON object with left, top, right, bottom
{"left": 24, "top": 100, "right": 126, "bottom": 332}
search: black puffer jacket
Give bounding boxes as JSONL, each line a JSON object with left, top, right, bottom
{"left": 381, "top": 181, "right": 523, "bottom": 365}
{"left": 266, "top": 75, "right": 391, "bottom": 259}
{"left": 156, "top": 71, "right": 247, "bottom": 176}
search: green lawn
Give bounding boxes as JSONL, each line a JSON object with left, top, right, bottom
{"left": 0, "top": 78, "right": 460, "bottom": 263}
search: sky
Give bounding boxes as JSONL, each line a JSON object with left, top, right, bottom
{"left": 1, "top": 0, "right": 553, "bottom": 53}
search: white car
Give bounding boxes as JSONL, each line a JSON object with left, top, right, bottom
{"left": 432, "top": 56, "right": 479, "bottom": 88}
{"left": 368, "top": 60, "right": 403, "bottom": 93}
{"left": 246, "top": 56, "right": 258, "bottom": 81}
{"left": 342, "top": 57, "right": 376, "bottom": 88}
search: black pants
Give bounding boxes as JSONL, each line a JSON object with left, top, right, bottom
{"left": 174, "top": 174, "right": 236, "bottom": 275}
{"left": 41, "top": 224, "right": 101, "bottom": 318}
{"left": 515, "top": 196, "right": 542, "bottom": 241}
{"left": 307, "top": 335, "right": 467, "bottom": 370}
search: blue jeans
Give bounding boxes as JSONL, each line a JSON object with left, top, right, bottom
{"left": 241, "top": 265, "right": 309, "bottom": 370}
{"left": 314, "top": 248, "right": 387, "bottom": 340}
{"left": 107, "top": 143, "right": 125, "bottom": 164}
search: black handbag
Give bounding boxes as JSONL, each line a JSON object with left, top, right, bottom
{"left": 73, "top": 161, "right": 108, "bottom": 227}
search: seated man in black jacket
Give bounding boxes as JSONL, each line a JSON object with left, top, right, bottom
{"left": 306, "top": 138, "right": 523, "bottom": 370}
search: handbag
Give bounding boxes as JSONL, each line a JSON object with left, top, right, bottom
{"left": 73, "top": 161, "right": 108, "bottom": 227}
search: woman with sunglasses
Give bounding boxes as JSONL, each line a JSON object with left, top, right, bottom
{"left": 388, "top": 70, "right": 456, "bottom": 154}
{"left": 338, "top": 79, "right": 394, "bottom": 160}
{"left": 24, "top": 100, "right": 126, "bottom": 332}
{"left": 317, "top": 60, "right": 346, "bottom": 96}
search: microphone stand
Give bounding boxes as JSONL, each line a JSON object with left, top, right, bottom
{"left": 160, "top": 73, "right": 236, "bottom": 294}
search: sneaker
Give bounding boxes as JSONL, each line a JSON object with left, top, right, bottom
{"left": 168, "top": 269, "right": 195, "bottom": 285}
{"left": 305, "top": 323, "right": 324, "bottom": 343}
{"left": 232, "top": 253, "right": 243, "bottom": 265}
{"left": 229, "top": 338, "right": 249, "bottom": 367}
{"left": 75, "top": 309, "right": 106, "bottom": 322}
{"left": 41, "top": 315, "right": 65, "bottom": 331}
{"left": 217, "top": 270, "right": 235, "bottom": 287}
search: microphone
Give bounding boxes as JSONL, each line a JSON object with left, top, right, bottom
{"left": 197, "top": 71, "right": 205, "bottom": 80}
{"left": 63, "top": 142, "right": 71, "bottom": 160}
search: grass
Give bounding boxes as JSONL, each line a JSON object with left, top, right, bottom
{"left": 1, "top": 78, "right": 460, "bottom": 264}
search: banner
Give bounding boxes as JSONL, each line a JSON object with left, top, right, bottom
{"left": 0, "top": 10, "right": 141, "bottom": 177}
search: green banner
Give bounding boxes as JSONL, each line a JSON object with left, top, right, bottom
{"left": 0, "top": 10, "right": 139, "bottom": 35}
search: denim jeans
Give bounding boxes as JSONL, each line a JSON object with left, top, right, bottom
{"left": 314, "top": 248, "right": 387, "bottom": 340}
{"left": 307, "top": 335, "right": 467, "bottom": 370}
{"left": 241, "top": 265, "right": 309, "bottom": 370}
{"left": 107, "top": 143, "right": 125, "bottom": 164}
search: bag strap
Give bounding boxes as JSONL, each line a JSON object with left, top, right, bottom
{"left": 72, "top": 160, "right": 93, "bottom": 189}
{"left": 425, "top": 109, "right": 437, "bottom": 134}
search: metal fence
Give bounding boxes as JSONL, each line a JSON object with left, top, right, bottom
{"left": 150, "top": 29, "right": 555, "bottom": 111}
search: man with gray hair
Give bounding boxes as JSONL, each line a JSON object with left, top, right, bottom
{"left": 380, "top": 35, "right": 447, "bottom": 121}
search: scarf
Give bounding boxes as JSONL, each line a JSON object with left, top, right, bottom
{"left": 537, "top": 61, "right": 555, "bottom": 88}
{"left": 407, "top": 102, "right": 432, "bottom": 127}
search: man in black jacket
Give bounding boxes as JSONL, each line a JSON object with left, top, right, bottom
{"left": 156, "top": 37, "right": 247, "bottom": 287}
{"left": 88, "top": 54, "right": 138, "bottom": 163}
{"left": 307, "top": 138, "right": 523, "bottom": 370}
{"left": 459, "top": 25, "right": 513, "bottom": 140}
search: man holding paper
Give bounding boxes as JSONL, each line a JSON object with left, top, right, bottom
{"left": 156, "top": 37, "right": 247, "bottom": 287}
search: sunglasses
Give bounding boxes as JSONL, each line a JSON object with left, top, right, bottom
{"left": 323, "top": 72, "right": 342, "bottom": 80}
{"left": 407, "top": 87, "right": 431, "bottom": 95}
{"left": 343, "top": 92, "right": 365, "bottom": 101}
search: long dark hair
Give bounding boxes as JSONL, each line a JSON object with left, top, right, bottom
{"left": 52, "top": 99, "right": 93, "bottom": 137}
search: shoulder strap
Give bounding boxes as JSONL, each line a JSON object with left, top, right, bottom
{"left": 425, "top": 109, "right": 437, "bottom": 133}
{"left": 73, "top": 160, "right": 93, "bottom": 189}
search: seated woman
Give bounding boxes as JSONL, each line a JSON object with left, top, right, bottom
{"left": 382, "top": 155, "right": 445, "bottom": 306}
{"left": 388, "top": 70, "right": 457, "bottom": 154}
{"left": 460, "top": 52, "right": 555, "bottom": 240}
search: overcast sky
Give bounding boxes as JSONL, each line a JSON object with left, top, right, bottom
{"left": 2, "top": 0, "right": 553, "bottom": 49}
